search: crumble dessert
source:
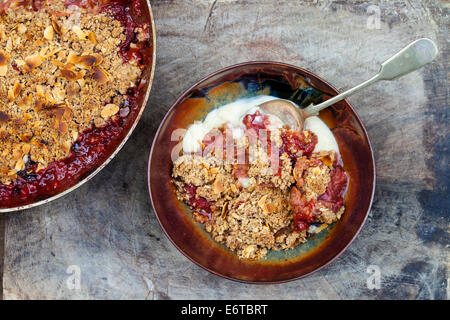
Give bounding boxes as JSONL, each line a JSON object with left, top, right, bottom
{"left": 0, "top": 0, "right": 152, "bottom": 207}
{"left": 172, "top": 96, "right": 348, "bottom": 260}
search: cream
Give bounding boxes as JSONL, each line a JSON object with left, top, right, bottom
{"left": 303, "top": 116, "right": 339, "bottom": 153}
{"left": 182, "top": 96, "right": 277, "bottom": 153}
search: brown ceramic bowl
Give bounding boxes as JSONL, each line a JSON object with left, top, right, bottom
{"left": 148, "top": 61, "right": 375, "bottom": 283}
{"left": 0, "top": 0, "right": 156, "bottom": 212}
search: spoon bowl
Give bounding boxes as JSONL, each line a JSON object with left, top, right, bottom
{"left": 258, "top": 99, "right": 306, "bottom": 130}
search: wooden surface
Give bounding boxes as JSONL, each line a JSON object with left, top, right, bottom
{"left": 0, "top": 0, "right": 448, "bottom": 299}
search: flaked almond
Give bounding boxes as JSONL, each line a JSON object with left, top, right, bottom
{"left": 22, "top": 143, "right": 31, "bottom": 154}
{"left": 87, "top": 31, "right": 97, "bottom": 44}
{"left": 17, "top": 24, "right": 27, "bottom": 34}
{"left": 34, "top": 39, "right": 44, "bottom": 46}
{"left": 13, "top": 83, "right": 22, "bottom": 96}
{"left": 221, "top": 202, "right": 229, "bottom": 218}
{"left": 18, "top": 133, "right": 32, "bottom": 143}
{"left": 51, "top": 59, "right": 66, "bottom": 68}
{"left": 0, "top": 129, "right": 7, "bottom": 140}
{"left": 93, "top": 66, "right": 109, "bottom": 83}
{"left": 0, "top": 111, "right": 10, "bottom": 123}
{"left": 56, "top": 120, "right": 68, "bottom": 134}
{"left": 0, "top": 50, "right": 8, "bottom": 65}
{"left": 61, "top": 141, "right": 72, "bottom": 154}
{"left": 15, "top": 59, "right": 25, "bottom": 67}
{"left": 23, "top": 53, "right": 44, "bottom": 73}
{"left": 13, "top": 35, "right": 21, "bottom": 47}
{"left": 315, "top": 223, "right": 328, "bottom": 233}
{"left": 15, "top": 158, "right": 25, "bottom": 171}
{"left": 35, "top": 99, "right": 46, "bottom": 113}
{"left": 35, "top": 84, "right": 45, "bottom": 97}
{"left": 257, "top": 195, "right": 268, "bottom": 209}
{"left": 0, "top": 51, "right": 8, "bottom": 76}
{"left": 47, "top": 103, "right": 67, "bottom": 115}
{"left": 7, "top": 170, "right": 17, "bottom": 178}
{"left": 72, "top": 130, "right": 79, "bottom": 141}
{"left": 72, "top": 25, "right": 86, "bottom": 40}
{"left": 66, "top": 52, "right": 78, "bottom": 64}
{"left": 52, "top": 87, "right": 66, "bottom": 101}
{"left": 44, "top": 26, "right": 54, "bottom": 40}
{"left": 13, "top": 83, "right": 22, "bottom": 97}
{"left": 40, "top": 47, "right": 49, "bottom": 58}
{"left": 73, "top": 54, "right": 103, "bottom": 69}
{"left": 21, "top": 93, "right": 34, "bottom": 106}
{"left": 60, "top": 68, "right": 83, "bottom": 81}
{"left": 37, "top": 163, "right": 46, "bottom": 172}
{"left": 51, "top": 18, "right": 62, "bottom": 35}
{"left": 63, "top": 62, "right": 76, "bottom": 71}
{"left": 262, "top": 202, "right": 276, "bottom": 214}
{"left": 0, "top": 24, "right": 5, "bottom": 40}
{"left": 42, "top": 47, "right": 61, "bottom": 59}
{"left": 319, "top": 154, "right": 333, "bottom": 167}
{"left": 213, "top": 176, "right": 224, "bottom": 194}
{"left": 32, "top": 139, "right": 47, "bottom": 149}
{"left": 8, "top": 83, "right": 22, "bottom": 102}
{"left": 6, "top": 38, "right": 12, "bottom": 51}
{"left": 0, "top": 65, "right": 6, "bottom": 76}
{"left": 100, "top": 103, "right": 119, "bottom": 119}
{"left": 36, "top": 101, "right": 68, "bottom": 114}
{"left": 62, "top": 106, "right": 73, "bottom": 121}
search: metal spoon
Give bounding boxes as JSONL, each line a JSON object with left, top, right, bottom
{"left": 259, "top": 38, "right": 439, "bottom": 130}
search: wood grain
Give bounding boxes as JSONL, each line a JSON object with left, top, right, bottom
{"left": 1, "top": 0, "right": 448, "bottom": 299}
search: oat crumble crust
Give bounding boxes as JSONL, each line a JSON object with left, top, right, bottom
{"left": 172, "top": 129, "right": 346, "bottom": 260}
{"left": 0, "top": 1, "right": 142, "bottom": 184}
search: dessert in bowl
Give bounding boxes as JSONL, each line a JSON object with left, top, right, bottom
{"left": 172, "top": 95, "right": 348, "bottom": 260}
{"left": 149, "top": 62, "right": 375, "bottom": 283}
{"left": 0, "top": 0, "right": 156, "bottom": 211}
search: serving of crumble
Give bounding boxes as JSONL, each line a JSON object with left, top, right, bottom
{"left": 172, "top": 97, "right": 348, "bottom": 260}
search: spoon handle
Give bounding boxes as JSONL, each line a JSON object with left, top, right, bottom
{"left": 304, "top": 38, "right": 438, "bottom": 116}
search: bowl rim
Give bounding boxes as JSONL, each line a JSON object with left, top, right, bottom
{"left": 148, "top": 60, "right": 376, "bottom": 284}
{"left": 0, "top": 0, "right": 157, "bottom": 213}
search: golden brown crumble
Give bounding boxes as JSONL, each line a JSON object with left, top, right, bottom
{"left": 0, "top": 1, "right": 142, "bottom": 184}
{"left": 172, "top": 129, "right": 346, "bottom": 260}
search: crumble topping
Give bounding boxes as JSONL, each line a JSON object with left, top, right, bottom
{"left": 0, "top": 1, "right": 142, "bottom": 184}
{"left": 173, "top": 126, "right": 347, "bottom": 260}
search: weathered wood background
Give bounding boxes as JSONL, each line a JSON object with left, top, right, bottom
{"left": 0, "top": 0, "right": 448, "bottom": 299}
